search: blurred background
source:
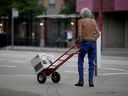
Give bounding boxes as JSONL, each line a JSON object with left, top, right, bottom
{"left": 0, "top": 0, "right": 128, "bottom": 49}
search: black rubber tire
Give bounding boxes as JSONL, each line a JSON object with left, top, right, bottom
{"left": 37, "top": 73, "right": 47, "bottom": 84}
{"left": 51, "top": 72, "right": 61, "bottom": 83}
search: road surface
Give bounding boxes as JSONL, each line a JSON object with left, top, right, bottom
{"left": 0, "top": 50, "right": 128, "bottom": 96}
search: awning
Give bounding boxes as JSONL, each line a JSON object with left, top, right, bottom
{"left": 36, "top": 14, "right": 80, "bottom": 19}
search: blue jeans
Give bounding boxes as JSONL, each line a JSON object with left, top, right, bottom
{"left": 78, "top": 41, "right": 96, "bottom": 82}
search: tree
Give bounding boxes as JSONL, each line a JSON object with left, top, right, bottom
{"left": 0, "top": 0, "right": 46, "bottom": 16}
{"left": 60, "top": 0, "right": 76, "bottom": 14}
{"left": 0, "top": 0, "right": 47, "bottom": 46}
{"left": 0, "top": 0, "right": 11, "bottom": 16}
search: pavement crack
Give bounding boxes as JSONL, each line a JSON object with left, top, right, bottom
{"left": 46, "top": 83, "right": 63, "bottom": 96}
{"left": 56, "top": 84, "right": 63, "bottom": 96}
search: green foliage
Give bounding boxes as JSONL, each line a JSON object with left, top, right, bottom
{"left": 0, "top": 0, "right": 46, "bottom": 16}
{"left": 0, "top": 0, "right": 11, "bottom": 16}
{"left": 60, "top": 0, "right": 76, "bottom": 14}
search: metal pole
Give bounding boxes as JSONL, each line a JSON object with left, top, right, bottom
{"left": 11, "top": 9, "right": 14, "bottom": 47}
{"left": 99, "top": 0, "right": 103, "bottom": 33}
{"left": 95, "top": 0, "right": 103, "bottom": 76}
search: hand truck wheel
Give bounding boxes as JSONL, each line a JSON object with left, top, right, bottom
{"left": 37, "top": 73, "right": 47, "bottom": 84}
{"left": 51, "top": 72, "right": 61, "bottom": 83}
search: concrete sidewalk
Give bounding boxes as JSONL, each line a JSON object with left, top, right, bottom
{"left": 1, "top": 46, "right": 128, "bottom": 57}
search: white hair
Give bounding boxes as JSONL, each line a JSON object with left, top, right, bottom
{"left": 80, "top": 8, "right": 92, "bottom": 18}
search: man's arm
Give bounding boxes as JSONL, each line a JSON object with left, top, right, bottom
{"left": 77, "top": 19, "right": 82, "bottom": 42}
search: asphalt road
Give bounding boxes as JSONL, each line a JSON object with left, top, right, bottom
{"left": 0, "top": 50, "right": 128, "bottom": 96}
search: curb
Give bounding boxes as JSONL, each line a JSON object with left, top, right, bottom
{"left": 1, "top": 46, "right": 128, "bottom": 57}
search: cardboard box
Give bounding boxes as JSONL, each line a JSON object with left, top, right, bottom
{"left": 31, "top": 53, "right": 54, "bottom": 74}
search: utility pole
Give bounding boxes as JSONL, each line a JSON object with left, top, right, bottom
{"left": 11, "top": 8, "right": 18, "bottom": 47}
{"left": 99, "top": 0, "right": 103, "bottom": 33}
{"left": 95, "top": 0, "right": 103, "bottom": 76}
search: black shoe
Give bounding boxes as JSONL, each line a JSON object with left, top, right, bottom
{"left": 75, "top": 82, "right": 84, "bottom": 87}
{"left": 89, "top": 81, "right": 94, "bottom": 87}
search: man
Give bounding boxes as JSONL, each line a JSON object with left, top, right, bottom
{"left": 75, "top": 8, "right": 100, "bottom": 87}
{"left": 66, "top": 28, "right": 73, "bottom": 47}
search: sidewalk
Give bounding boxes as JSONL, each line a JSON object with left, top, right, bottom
{"left": 4, "top": 46, "right": 67, "bottom": 53}
{"left": 2, "top": 46, "right": 128, "bottom": 57}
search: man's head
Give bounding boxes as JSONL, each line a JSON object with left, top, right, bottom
{"left": 80, "top": 8, "right": 92, "bottom": 18}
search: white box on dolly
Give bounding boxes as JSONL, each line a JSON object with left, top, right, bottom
{"left": 31, "top": 53, "right": 54, "bottom": 74}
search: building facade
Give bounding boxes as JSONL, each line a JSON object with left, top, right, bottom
{"left": 2, "top": 0, "right": 127, "bottom": 48}
{"left": 77, "top": 0, "right": 128, "bottom": 48}
{"left": 38, "top": 15, "right": 79, "bottom": 47}
{"left": 38, "top": 0, "right": 78, "bottom": 47}
{"left": 0, "top": 0, "right": 71, "bottom": 47}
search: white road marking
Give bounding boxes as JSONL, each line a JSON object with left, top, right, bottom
{"left": 65, "top": 65, "right": 77, "bottom": 68}
{"left": 63, "top": 67, "right": 128, "bottom": 76}
{"left": 100, "top": 67, "right": 127, "bottom": 72}
{"left": 100, "top": 72, "right": 128, "bottom": 76}
{"left": 63, "top": 70, "right": 88, "bottom": 74}
{"left": 8, "top": 60, "right": 25, "bottom": 64}
{"left": 0, "top": 65, "right": 16, "bottom": 68}
{"left": 0, "top": 74, "right": 36, "bottom": 77}
{"left": 64, "top": 71, "right": 77, "bottom": 73}
{"left": 101, "top": 62, "right": 128, "bottom": 66}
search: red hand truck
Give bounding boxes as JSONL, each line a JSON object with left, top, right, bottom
{"left": 37, "top": 46, "right": 79, "bottom": 84}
